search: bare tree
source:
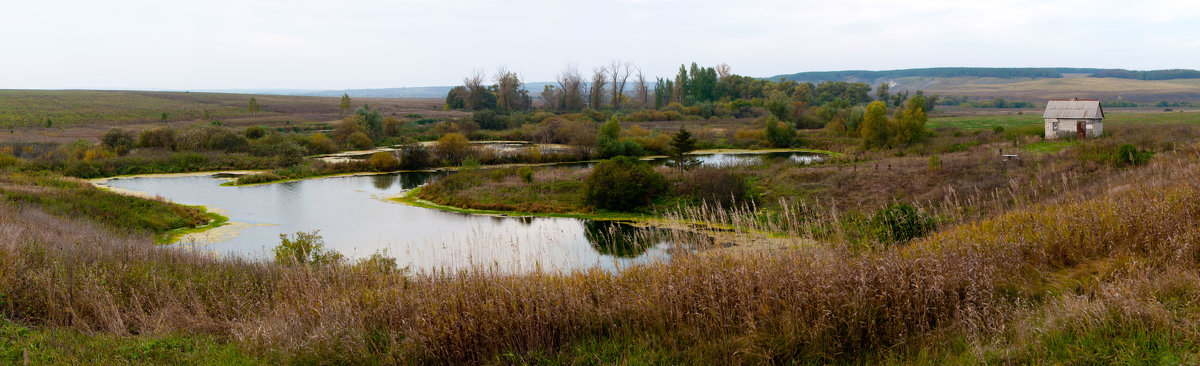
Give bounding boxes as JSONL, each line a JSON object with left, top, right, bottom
{"left": 633, "top": 67, "right": 649, "bottom": 109}
{"left": 589, "top": 67, "right": 607, "bottom": 110}
{"left": 608, "top": 60, "right": 632, "bottom": 109}
{"left": 556, "top": 64, "right": 584, "bottom": 112}
{"left": 463, "top": 69, "right": 486, "bottom": 110}
{"left": 716, "top": 63, "right": 732, "bottom": 80}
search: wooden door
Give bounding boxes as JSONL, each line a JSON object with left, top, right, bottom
{"left": 1077, "top": 121, "right": 1085, "bottom": 138}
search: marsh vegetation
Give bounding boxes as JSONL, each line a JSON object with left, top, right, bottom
{"left": 4, "top": 64, "right": 1200, "bottom": 363}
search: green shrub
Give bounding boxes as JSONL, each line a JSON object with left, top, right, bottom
{"left": 235, "top": 172, "right": 283, "bottom": 185}
{"left": 872, "top": 203, "right": 936, "bottom": 244}
{"left": 0, "top": 153, "right": 20, "bottom": 169}
{"left": 518, "top": 166, "right": 534, "bottom": 183}
{"left": 307, "top": 133, "right": 338, "bottom": 155}
{"left": 398, "top": 141, "right": 432, "bottom": 169}
{"left": 1113, "top": 144, "right": 1153, "bottom": 167}
{"left": 101, "top": 128, "right": 136, "bottom": 155}
{"left": 175, "top": 125, "right": 249, "bottom": 152}
{"left": 244, "top": 126, "right": 269, "bottom": 139}
{"left": 584, "top": 156, "right": 667, "bottom": 211}
{"left": 368, "top": 152, "right": 400, "bottom": 171}
{"left": 273, "top": 230, "right": 344, "bottom": 265}
{"left": 349, "top": 132, "right": 374, "bottom": 150}
{"left": 138, "top": 127, "right": 176, "bottom": 149}
{"left": 764, "top": 116, "right": 797, "bottom": 148}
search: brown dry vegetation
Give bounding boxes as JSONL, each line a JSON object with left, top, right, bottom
{"left": 2, "top": 137, "right": 1200, "bottom": 363}
{"left": 0, "top": 91, "right": 466, "bottom": 144}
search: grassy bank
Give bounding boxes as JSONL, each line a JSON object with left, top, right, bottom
{"left": 0, "top": 171, "right": 212, "bottom": 237}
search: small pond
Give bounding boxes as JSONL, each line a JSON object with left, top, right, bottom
{"left": 99, "top": 151, "right": 823, "bottom": 272}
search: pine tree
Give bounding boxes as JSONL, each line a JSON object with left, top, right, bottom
{"left": 669, "top": 126, "right": 697, "bottom": 172}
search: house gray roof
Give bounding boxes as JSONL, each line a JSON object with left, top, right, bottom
{"left": 1043, "top": 99, "right": 1104, "bottom": 119}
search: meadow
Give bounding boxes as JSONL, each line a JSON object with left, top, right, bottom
{"left": 0, "top": 90, "right": 464, "bottom": 144}
{"left": 4, "top": 84, "right": 1200, "bottom": 363}
{"left": 2, "top": 136, "right": 1200, "bottom": 363}
{"left": 929, "top": 109, "right": 1200, "bottom": 129}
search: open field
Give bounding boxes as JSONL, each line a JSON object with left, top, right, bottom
{"left": 0, "top": 90, "right": 465, "bottom": 143}
{"left": 897, "top": 76, "right": 1200, "bottom": 103}
{"left": 930, "top": 110, "right": 1200, "bottom": 129}
{"left": 5, "top": 85, "right": 1200, "bottom": 362}
{"left": 4, "top": 139, "right": 1200, "bottom": 363}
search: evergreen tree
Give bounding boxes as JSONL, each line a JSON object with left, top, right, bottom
{"left": 248, "top": 97, "right": 260, "bottom": 115}
{"left": 669, "top": 126, "right": 698, "bottom": 171}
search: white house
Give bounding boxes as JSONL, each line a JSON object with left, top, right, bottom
{"left": 1043, "top": 99, "right": 1104, "bottom": 139}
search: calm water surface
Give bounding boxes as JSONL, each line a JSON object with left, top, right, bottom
{"left": 105, "top": 172, "right": 685, "bottom": 272}
{"left": 102, "top": 152, "right": 821, "bottom": 272}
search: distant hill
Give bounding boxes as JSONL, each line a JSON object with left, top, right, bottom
{"left": 203, "top": 67, "right": 1200, "bottom": 104}
{"left": 766, "top": 67, "right": 1200, "bottom": 84}
{"left": 285, "top": 82, "right": 559, "bottom": 99}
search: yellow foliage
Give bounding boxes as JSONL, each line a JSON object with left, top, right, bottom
{"left": 83, "top": 148, "right": 115, "bottom": 162}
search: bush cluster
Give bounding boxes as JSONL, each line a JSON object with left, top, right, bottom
{"left": 584, "top": 156, "right": 667, "bottom": 211}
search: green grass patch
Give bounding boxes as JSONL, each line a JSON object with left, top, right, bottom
{"left": 395, "top": 187, "right": 648, "bottom": 221}
{"left": 0, "top": 171, "right": 209, "bottom": 233}
{"left": 929, "top": 114, "right": 1042, "bottom": 129}
{"left": 1001, "top": 322, "right": 1195, "bottom": 365}
{"left": 931, "top": 111, "right": 1200, "bottom": 130}
{"left": 0, "top": 319, "right": 266, "bottom": 365}
{"left": 156, "top": 208, "right": 229, "bottom": 244}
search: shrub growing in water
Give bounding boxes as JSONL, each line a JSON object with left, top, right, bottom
{"left": 274, "top": 230, "right": 344, "bottom": 265}
{"left": 584, "top": 156, "right": 667, "bottom": 211}
{"left": 398, "top": 141, "right": 432, "bottom": 169}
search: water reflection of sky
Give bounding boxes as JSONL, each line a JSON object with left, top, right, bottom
{"left": 101, "top": 152, "right": 820, "bottom": 272}
{"left": 104, "top": 173, "right": 676, "bottom": 273}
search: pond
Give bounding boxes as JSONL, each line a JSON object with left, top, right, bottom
{"left": 101, "top": 172, "right": 703, "bottom": 273}
{"left": 660, "top": 151, "right": 825, "bottom": 167}
{"left": 98, "top": 151, "right": 823, "bottom": 272}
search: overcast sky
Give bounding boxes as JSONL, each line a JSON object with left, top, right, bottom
{"left": 3, "top": 0, "right": 1199, "bottom": 90}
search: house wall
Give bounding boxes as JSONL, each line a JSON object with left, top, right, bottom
{"left": 1045, "top": 118, "right": 1102, "bottom": 139}
{"left": 1044, "top": 119, "right": 1059, "bottom": 139}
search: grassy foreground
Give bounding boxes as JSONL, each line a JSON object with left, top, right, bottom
{"left": 2, "top": 139, "right": 1200, "bottom": 363}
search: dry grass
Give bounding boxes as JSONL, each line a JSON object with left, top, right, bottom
{"left": 3, "top": 138, "right": 1200, "bottom": 363}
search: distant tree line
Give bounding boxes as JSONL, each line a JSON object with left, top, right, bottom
{"left": 1094, "top": 69, "right": 1200, "bottom": 80}
{"left": 770, "top": 67, "right": 1200, "bottom": 83}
